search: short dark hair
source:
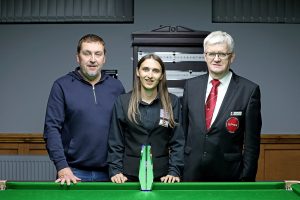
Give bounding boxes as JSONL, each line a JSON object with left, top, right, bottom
{"left": 77, "top": 34, "right": 106, "bottom": 54}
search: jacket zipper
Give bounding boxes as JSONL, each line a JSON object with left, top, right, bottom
{"left": 92, "top": 85, "right": 98, "bottom": 104}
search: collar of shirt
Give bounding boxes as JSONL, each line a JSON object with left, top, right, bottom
{"left": 139, "top": 94, "right": 160, "bottom": 106}
{"left": 206, "top": 71, "right": 232, "bottom": 100}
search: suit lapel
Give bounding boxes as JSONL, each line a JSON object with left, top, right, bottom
{"left": 193, "top": 74, "right": 209, "bottom": 133}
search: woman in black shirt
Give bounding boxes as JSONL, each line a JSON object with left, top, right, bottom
{"left": 107, "top": 54, "right": 184, "bottom": 183}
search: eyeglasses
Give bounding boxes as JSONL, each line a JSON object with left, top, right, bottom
{"left": 205, "top": 52, "right": 232, "bottom": 59}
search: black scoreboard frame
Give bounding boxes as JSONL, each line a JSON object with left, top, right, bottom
{"left": 132, "top": 25, "right": 210, "bottom": 97}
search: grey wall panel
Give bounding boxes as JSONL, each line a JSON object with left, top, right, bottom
{"left": 0, "top": 0, "right": 134, "bottom": 23}
{"left": 213, "top": 0, "right": 300, "bottom": 23}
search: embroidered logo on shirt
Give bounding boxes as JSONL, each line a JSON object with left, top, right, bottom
{"left": 226, "top": 117, "right": 239, "bottom": 133}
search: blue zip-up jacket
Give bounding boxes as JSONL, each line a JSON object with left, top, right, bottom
{"left": 43, "top": 67, "right": 125, "bottom": 171}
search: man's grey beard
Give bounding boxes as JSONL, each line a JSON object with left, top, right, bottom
{"left": 85, "top": 71, "right": 100, "bottom": 81}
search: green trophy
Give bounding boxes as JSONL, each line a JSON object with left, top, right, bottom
{"left": 138, "top": 145, "right": 154, "bottom": 191}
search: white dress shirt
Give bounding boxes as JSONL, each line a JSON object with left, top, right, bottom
{"left": 205, "top": 71, "right": 232, "bottom": 127}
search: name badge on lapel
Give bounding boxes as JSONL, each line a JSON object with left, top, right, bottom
{"left": 159, "top": 109, "right": 169, "bottom": 128}
{"left": 230, "top": 111, "right": 242, "bottom": 116}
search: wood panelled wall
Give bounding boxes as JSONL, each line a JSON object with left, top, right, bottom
{"left": 256, "top": 134, "right": 300, "bottom": 181}
{"left": 0, "top": 134, "right": 47, "bottom": 155}
{"left": 0, "top": 133, "right": 300, "bottom": 181}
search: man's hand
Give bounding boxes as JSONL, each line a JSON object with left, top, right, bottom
{"left": 160, "top": 175, "right": 180, "bottom": 183}
{"left": 55, "top": 167, "right": 81, "bottom": 185}
{"left": 111, "top": 173, "right": 128, "bottom": 183}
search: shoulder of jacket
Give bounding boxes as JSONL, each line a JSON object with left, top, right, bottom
{"left": 118, "top": 92, "right": 131, "bottom": 101}
{"left": 188, "top": 73, "right": 206, "bottom": 82}
{"left": 169, "top": 93, "right": 179, "bottom": 101}
{"left": 184, "top": 74, "right": 207, "bottom": 88}
{"left": 53, "top": 73, "right": 75, "bottom": 85}
{"left": 232, "top": 73, "right": 259, "bottom": 89}
{"left": 103, "top": 75, "right": 125, "bottom": 89}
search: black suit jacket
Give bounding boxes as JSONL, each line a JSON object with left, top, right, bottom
{"left": 108, "top": 92, "right": 184, "bottom": 179}
{"left": 182, "top": 71, "right": 261, "bottom": 181}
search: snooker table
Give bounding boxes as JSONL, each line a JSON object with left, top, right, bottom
{"left": 1, "top": 181, "right": 300, "bottom": 200}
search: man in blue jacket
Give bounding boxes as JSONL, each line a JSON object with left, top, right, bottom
{"left": 44, "top": 34, "right": 125, "bottom": 185}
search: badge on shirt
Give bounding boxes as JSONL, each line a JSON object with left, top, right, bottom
{"left": 159, "top": 109, "right": 169, "bottom": 127}
{"left": 226, "top": 117, "right": 239, "bottom": 133}
{"left": 230, "top": 111, "right": 242, "bottom": 116}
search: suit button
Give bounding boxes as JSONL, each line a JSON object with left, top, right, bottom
{"left": 203, "top": 152, "right": 207, "bottom": 156}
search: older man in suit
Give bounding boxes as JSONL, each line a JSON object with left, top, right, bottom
{"left": 182, "top": 31, "right": 261, "bottom": 182}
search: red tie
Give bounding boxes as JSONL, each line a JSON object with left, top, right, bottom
{"left": 205, "top": 79, "right": 220, "bottom": 130}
